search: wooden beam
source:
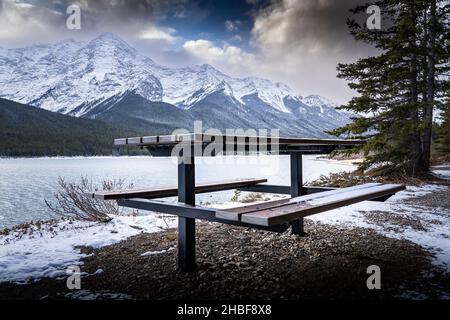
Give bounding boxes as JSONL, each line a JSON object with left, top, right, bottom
{"left": 240, "top": 184, "right": 405, "bottom": 226}
{"left": 114, "top": 133, "right": 366, "bottom": 147}
{"left": 216, "top": 183, "right": 382, "bottom": 221}
{"left": 117, "top": 198, "right": 289, "bottom": 232}
{"left": 237, "top": 184, "right": 337, "bottom": 195}
{"left": 89, "top": 178, "right": 268, "bottom": 200}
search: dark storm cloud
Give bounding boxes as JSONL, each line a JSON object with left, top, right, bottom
{"left": 252, "top": 0, "right": 372, "bottom": 53}
{"left": 54, "top": 0, "right": 186, "bottom": 16}
{"left": 74, "top": 0, "right": 183, "bottom": 21}
{"left": 248, "top": 0, "right": 380, "bottom": 103}
{"left": 2, "top": 0, "right": 194, "bottom": 32}
{"left": 64, "top": 0, "right": 192, "bottom": 31}
{"left": 0, "top": 0, "right": 195, "bottom": 46}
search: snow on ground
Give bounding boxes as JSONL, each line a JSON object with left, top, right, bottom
{"left": 0, "top": 214, "right": 176, "bottom": 284}
{"left": 214, "top": 184, "right": 450, "bottom": 269}
{"left": 141, "top": 247, "right": 175, "bottom": 256}
{"left": 431, "top": 164, "right": 450, "bottom": 181}
{"left": 0, "top": 181, "right": 449, "bottom": 285}
{"left": 309, "top": 184, "right": 450, "bottom": 269}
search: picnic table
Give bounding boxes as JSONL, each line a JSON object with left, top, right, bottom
{"left": 91, "top": 133, "right": 405, "bottom": 272}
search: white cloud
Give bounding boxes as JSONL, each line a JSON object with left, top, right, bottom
{"left": 138, "top": 25, "right": 178, "bottom": 44}
{"left": 183, "top": 39, "right": 258, "bottom": 75}
{"left": 230, "top": 35, "right": 242, "bottom": 42}
{"left": 0, "top": 0, "right": 186, "bottom": 47}
{"left": 0, "top": 0, "right": 65, "bottom": 45}
{"left": 225, "top": 19, "right": 241, "bottom": 32}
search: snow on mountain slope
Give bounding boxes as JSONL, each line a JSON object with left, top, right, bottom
{"left": 0, "top": 33, "right": 346, "bottom": 125}
{"left": 226, "top": 77, "right": 298, "bottom": 113}
{"left": 0, "top": 33, "right": 162, "bottom": 116}
{"left": 153, "top": 64, "right": 234, "bottom": 108}
{"left": 301, "top": 94, "right": 339, "bottom": 113}
{"left": 298, "top": 94, "right": 350, "bottom": 127}
{"left": 152, "top": 63, "right": 298, "bottom": 113}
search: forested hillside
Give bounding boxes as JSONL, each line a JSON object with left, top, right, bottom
{"left": 0, "top": 98, "right": 146, "bottom": 157}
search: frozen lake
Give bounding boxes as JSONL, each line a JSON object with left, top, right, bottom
{"left": 0, "top": 156, "right": 355, "bottom": 229}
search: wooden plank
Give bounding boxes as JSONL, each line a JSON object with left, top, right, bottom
{"left": 216, "top": 198, "right": 291, "bottom": 221}
{"left": 240, "top": 184, "right": 405, "bottom": 226}
{"left": 114, "top": 138, "right": 128, "bottom": 146}
{"left": 216, "top": 183, "right": 382, "bottom": 221}
{"left": 127, "top": 137, "right": 142, "bottom": 144}
{"left": 113, "top": 133, "right": 366, "bottom": 147}
{"left": 240, "top": 202, "right": 314, "bottom": 224}
{"left": 156, "top": 133, "right": 203, "bottom": 144}
{"left": 90, "top": 178, "right": 268, "bottom": 200}
{"left": 237, "top": 184, "right": 336, "bottom": 195}
{"left": 117, "top": 198, "right": 289, "bottom": 232}
{"left": 142, "top": 136, "right": 158, "bottom": 144}
{"left": 237, "top": 184, "right": 292, "bottom": 194}
{"left": 158, "top": 134, "right": 181, "bottom": 144}
{"left": 287, "top": 183, "right": 382, "bottom": 203}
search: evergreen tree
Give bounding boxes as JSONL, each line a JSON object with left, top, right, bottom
{"left": 329, "top": 0, "right": 449, "bottom": 175}
{"left": 436, "top": 102, "right": 450, "bottom": 155}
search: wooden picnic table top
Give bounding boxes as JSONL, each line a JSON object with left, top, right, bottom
{"left": 114, "top": 133, "right": 365, "bottom": 148}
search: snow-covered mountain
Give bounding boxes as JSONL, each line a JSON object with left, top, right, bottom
{"left": 0, "top": 33, "right": 350, "bottom": 136}
{"left": 0, "top": 33, "right": 162, "bottom": 115}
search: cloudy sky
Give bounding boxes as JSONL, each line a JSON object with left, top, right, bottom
{"left": 0, "top": 0, "right": 378, "bottom": 104}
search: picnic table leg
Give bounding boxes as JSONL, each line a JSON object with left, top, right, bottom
{"left": 177, "top": 151, "right": 197, "bottom": 272}
{"left": 290, "top": 152, "right": 306, "bottom": 236}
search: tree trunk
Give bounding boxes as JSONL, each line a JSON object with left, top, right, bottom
{"left": 408, "top": 2, "right": 423, "bottom": 173}
{"left": 422, "top": 0, "right": 437, "bottom": 170}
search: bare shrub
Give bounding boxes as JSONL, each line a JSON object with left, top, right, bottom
{"left": 240, "top": 192, "right": 264, "bottom": 203}
{"left": 45, "top": 176, "right": 134, "bottom": 223}
{"left": 230, "top": 189, "right": 241, "bottom": 202}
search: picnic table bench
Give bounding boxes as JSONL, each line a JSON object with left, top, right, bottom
{"left": 92, "top": 133, "right": 405, "bottom": 272}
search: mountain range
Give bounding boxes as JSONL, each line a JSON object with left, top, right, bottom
{"left": 0, "top": 32, "right": 350, "bottom": 137}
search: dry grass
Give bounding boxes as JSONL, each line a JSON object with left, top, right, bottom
{"left": 432, "top": 154, "right": 450, "bottom": 165}
{"left": 240, "top": 192, "right": 266, "bottom": 203}
{"left": 306, "top": 170, "right": 445, "bottom": 188}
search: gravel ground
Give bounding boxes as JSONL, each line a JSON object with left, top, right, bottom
{"left": 362, "top": 188, "right": 450, "bottom": 233}
{"left": 402, "top": 188, "right": 450, "bottom": 209}
{"left": 1, "top": 185, "right": 450, "bottom": 300}
{"left": 362, "top": 210, "right": 428, "bottom": 232}
{"left": 1, "top": 220, "right": 449, "bottom": 300}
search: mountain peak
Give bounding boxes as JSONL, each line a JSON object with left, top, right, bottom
{"left": 96, "top": 32, "right": 123, "bottom": 41}
{"left": 89, "top": 32, "right": 136, "bottom": 50}
{"left": 197, "top": 63, "right": 226, "bottom": 76}
{"left": 302, "top": 94, "right": 338, "bottom": 109}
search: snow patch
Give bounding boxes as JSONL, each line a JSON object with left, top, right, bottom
{"left": 309, "top": 185, "right": 450, "bottom": 269}
{"left": 0, "top": 215, "right": 176, "bottom": 284}
{"left": 431, "top": 164, "right": 450, "bottom": 181}
{"left": 140, "top": 247, "right": 175, "bottom": 256}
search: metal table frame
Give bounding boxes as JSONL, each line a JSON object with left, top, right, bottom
{"left": 114, "top": 134, "right": 365, "bottom": 272}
